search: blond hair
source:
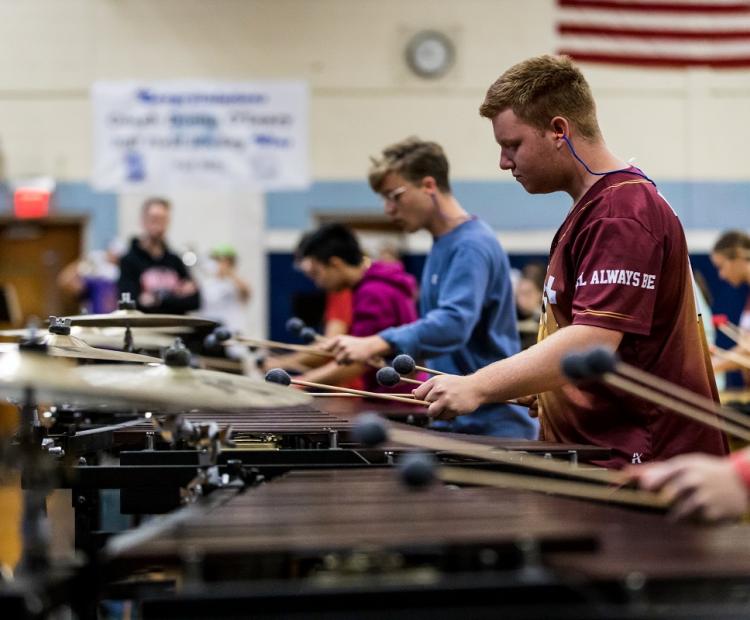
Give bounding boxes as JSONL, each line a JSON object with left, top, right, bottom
{"left": 368, "top": 137, "right": 451, "bottom": 193}
{"left": 479, "top": 55, "right": 600, "bottom": 140}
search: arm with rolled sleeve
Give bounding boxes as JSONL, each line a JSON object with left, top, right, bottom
{"left": 379, "top": 245, "right": 491, "bottom": 358}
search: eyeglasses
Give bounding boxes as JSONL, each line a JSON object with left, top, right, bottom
{"left": 382, "top": 186, "right": 406, "bottom": 204}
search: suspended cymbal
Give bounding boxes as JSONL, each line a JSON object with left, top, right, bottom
{"left": 71, "top": 328, "right": 176, "bottom": 351}
{"left": 0, "top": 326, "right": 177, "bottom": 350}
{"left": 0, "top": 349, "right": 147, "bottom": 406}
{"left": 74, "top": 364, "right": 312, "bottom": 411}
{"left": 0, "top": 328, "right": 37, "bottom": 339}
{"left": 63, "top": 308, "right": 217, "bottom": 329}
{"left": 44, "top": 334, "right": 161, "bottom": 363}
{"left": 0, "top": 335, "right": 160, "bottom": 363}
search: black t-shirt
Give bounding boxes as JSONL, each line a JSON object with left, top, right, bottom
{"left": 118, "top": 237, "right": 200, "bottom": 314}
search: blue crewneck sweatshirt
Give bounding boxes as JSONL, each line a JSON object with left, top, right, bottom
{"left": 380, "top": 218, "right": 539, "bottom": 439}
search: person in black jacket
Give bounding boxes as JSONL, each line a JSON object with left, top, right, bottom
{"left": 118, "top": 197, "right": 200, "bottom": 314}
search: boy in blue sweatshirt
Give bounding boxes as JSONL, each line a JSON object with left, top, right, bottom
{"left": 327, "top": 137, "right": 538, "bottom": 439}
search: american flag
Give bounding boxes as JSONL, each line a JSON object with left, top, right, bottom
{"left": 556, "top": 0, "right": 750, "bottom": 68}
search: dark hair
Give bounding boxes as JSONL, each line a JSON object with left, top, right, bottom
{"left": 368, "top": 137, "right": 451, "bottom": 193}
{"left": 713, "top": 230, "right": 750, "bottom": 259}
{"left": 294, "top": 231, "right": 313, "bottom": 264}
{"left": 298, "top": 223, "right": 364, "bottom": 267}
{"left": 521, "top": 261, "right": 547, "bottom": 292}
{"left": 142, "top": 196, "right": 171, "bottom": 216}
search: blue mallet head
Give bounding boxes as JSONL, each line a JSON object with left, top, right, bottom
{"left": 560, "top": 352, "right": 590, "bottom": 382}
{"left": 285, "top": 317, "right": 306, "bottom": 336}
{"left": 351, "top": 412, "right": 389, "bottom": 447}
{"left": 398, "top": 451, "right": 437, "bottom": 489}
{"left": 583, "top": 346, "right": 618, "bottom": 376}
{"left": 213, "top": 327, "right": 232, "bottom": 342}
{"left": 299, "top": 327, "right": 317, "bottom": 344}
{"left": 264, "top": 368, "right": 292, "bottom": 386}
{"left": 376, "top": 366, "right": 401, "bottom": 387}
{"left": 392, "top": 354, "right": 416, "bottom": 376}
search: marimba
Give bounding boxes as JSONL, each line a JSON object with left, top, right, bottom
{"left": 62, "top": 396, "right": 610, "bottom": 554}
{"left": 104, "top": 468, "right": 750, "bottom": 618}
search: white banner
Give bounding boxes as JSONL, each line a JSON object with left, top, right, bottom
{"left": 91, "top": 80, "right": 309, "bottom": 191}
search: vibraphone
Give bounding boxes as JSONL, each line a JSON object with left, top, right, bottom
{"left": 103, "top": 468, "right": 750, "bottom": 618}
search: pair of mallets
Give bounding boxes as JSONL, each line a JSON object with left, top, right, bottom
{"left": 286, "top": 316, "right": 445, "bottom": 377}
{"left": 264, "top": 353, "right": 436, "bottom": 407}
{"left": 348, "top": 346, "right": 739, "bottom": 509}
{"left": 205, "top": 321, "right": 445, "bottom": 406}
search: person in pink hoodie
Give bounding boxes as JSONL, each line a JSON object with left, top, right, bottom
{"left": 294, "top": 223, "right": 418, "bottom": 392}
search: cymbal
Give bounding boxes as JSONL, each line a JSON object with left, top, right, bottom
{"left": 0, "top": 328, "right": 35, "bottom": 339}
{"left": 73, "top": 328, "right": 176, "bottom": 350}
{"left": 45, "top": 334, "right": 161, "bottom": 363}
{"left": 0, "top": 326, "right": 177, "bottom": 350}
{"left": 0, "top": 349, "right": 146, "bottom": 406}
{"left": 0, "top": 335, "right": 161, "bottom": 363}
{"left": 64, "top": 308, "right": 217, "bottom": 329}
{"left": 74, "top": 364, "right": 312, "bottom": 411}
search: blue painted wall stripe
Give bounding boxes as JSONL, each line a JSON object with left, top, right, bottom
{"left": 0, "top": 178, "right": 746, "bottom": 249}
{"left": 267, "top": 180, "right": 750, "bottom": 230}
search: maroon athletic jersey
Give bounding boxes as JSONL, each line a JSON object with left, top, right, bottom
{"left": 538, "top": 171, "right": 728, "bottom": 469}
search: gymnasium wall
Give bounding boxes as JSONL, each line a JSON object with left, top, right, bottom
{"left": 0, "top": 0, "right": 748, "bottom": 337}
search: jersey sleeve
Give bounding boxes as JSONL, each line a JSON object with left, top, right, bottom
{"left": 569, "top": 217, "right": 663, "bottom": 336}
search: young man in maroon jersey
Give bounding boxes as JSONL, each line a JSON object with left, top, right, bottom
{"left": 413, "top": 54, "right": 728, "bottom": 469}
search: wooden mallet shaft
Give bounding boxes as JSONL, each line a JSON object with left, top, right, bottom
{"left": 310, "top": 392, "right": 417, "bottom": 398}
{"left": 414, "top": 364, "right": 447, "bottom": 376}
{"left": 602, "top": 372, "right": 750, "bottom": 442}
{"left": 231, "top": 336, "right": 332, "bottom": 358}
{"left": 439, "top": 467, "right": 669, "bottom": 511}
{"left": 398, "top": 376, "right": 423, "bottom": 385}
{"left": 568, "top": 349, "right": 750, "bottom": 440}
{"left": 712, "top": 346, "right": 750, "bottom": 371}
{"left": 291, "top": 378, "right": 428, "bottom": 407}
{"left": 388, "top": 425, "right": 617, "bottom": 485}
{"left": 616, "top": 359, "right": 750, "bottom": 432}
{"left": 713, "top": 316, "right": 747, "bottom": 350}
{"left": 309, "top": 330, "right": 389, "bottom": 370}
{"left": 718, "top": 322, "right": 743, "bottom": 344}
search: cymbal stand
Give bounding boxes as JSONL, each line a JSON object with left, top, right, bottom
{"left": 117, "top": 293, "right": 137, "bottom": 352}
{"left": 153, "top": 414, "right": 259, "bottom": 504}
{"left": 15, "top": 386, "right": 56, "bottom": 577}
{"left": 123, "top": 326, "right": 134, "bottom": 353}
